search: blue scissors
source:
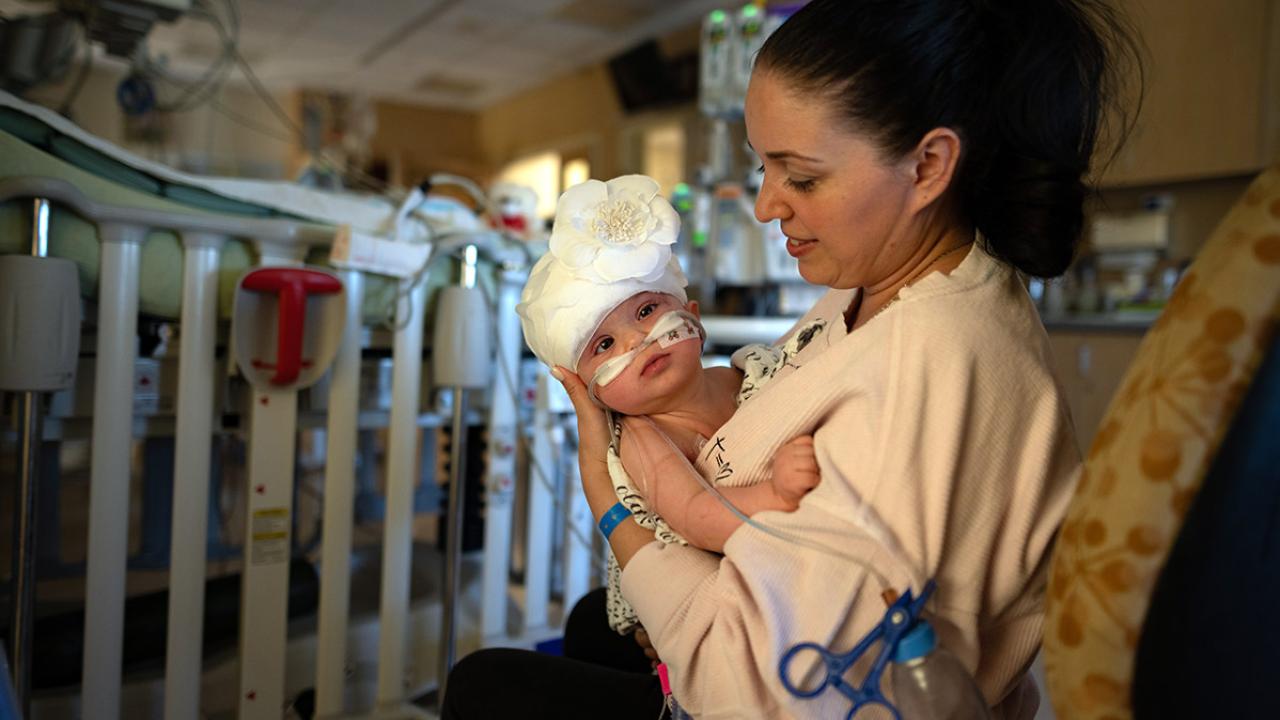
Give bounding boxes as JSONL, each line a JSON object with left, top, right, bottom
{"left": 778, "top": 580, "right": 936, "bottom": 720}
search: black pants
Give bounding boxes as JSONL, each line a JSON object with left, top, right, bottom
{"left": 442, "top": 588, "right": 665, "bottom": 719}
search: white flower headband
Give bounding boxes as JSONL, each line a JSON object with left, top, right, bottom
{"left": 549, "top": 174, "right": 680, "bottom": 284}
{"left": 517, "top": 175, "right": 690, "bottom": 374}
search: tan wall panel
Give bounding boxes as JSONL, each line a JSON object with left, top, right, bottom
{"left": 1103, "top": 0, "right": 1271, "bottom": 185}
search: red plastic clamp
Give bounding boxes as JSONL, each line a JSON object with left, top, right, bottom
{"left": 241, "top": 268, "right": 342, "bottom": 386}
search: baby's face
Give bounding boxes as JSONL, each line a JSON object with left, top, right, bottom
{"left": 575, "top": 292, "right": 703, "bottom": 416}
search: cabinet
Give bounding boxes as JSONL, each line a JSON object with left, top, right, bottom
{"left": 1046, "top": 330, "right": 1146, "bottom": 451}
{"left": 1101, "top": 0, "right": 1278, "bottom": 186}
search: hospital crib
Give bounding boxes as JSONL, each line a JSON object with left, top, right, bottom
{"left": 0, "top": 92, "right": 600, "bottom": 720}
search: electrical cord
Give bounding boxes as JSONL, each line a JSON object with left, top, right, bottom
{"left": 139, "top": 0, "right": 389, "bottom": 194}
{"left": 140, "top": 0, "right": 238, "bottom": 114}
{"left": 58, "top": 21, "right": 93, "bottom": 116}
{"left": 207, "top": 95, "right": 296, "bottom": 144}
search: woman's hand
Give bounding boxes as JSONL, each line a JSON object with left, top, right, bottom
{"left": 552, "top": 365, "right": 657, "bottom": 568}
{"left": 633, "top": 626, "right": 661, "bottom": 668}
{"left": 551, "top": 366, "right": 612, "bottom": 496}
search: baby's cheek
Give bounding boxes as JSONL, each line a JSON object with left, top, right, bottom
{"left": 596, "top": 379, "right": 644, "bottom": 415}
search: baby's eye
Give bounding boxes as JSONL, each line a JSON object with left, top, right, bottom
{"left": 593, "top": 336, "right": 614, "bottom": 355}
{"left": 638, "top": 302, "right": 658, "bottom": 319}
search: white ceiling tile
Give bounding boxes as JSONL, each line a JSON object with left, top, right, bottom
{"left": 430, "top": 3, "right": 528, "bottom": 42}
{"left": 503, "top": 18, "right": 611, "bottom": 57}
{"left": 462, "top": 0, "right": 573, "bottom": 17}
{"left": 122, "top": 0, "right": 730, "bottom": 110}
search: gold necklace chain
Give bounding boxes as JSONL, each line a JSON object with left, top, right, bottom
{"left": 857, "top": 241, "right": 975, "bottom": 326}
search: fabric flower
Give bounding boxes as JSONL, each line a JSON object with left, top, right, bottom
{"left": 549, "top": 174, "right": 679, "bottom": 283}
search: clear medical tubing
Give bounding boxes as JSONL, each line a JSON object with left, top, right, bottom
{"left": 891, "top": 620, "right": 993, "bottom": 720}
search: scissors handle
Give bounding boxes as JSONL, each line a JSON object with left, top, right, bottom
{"left": 778, "top": 582, "right": 937, "bottom": 718}
{"left": 781, "top": 642, "right": 860, "bottom": 698}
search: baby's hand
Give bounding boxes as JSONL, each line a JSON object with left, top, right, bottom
{"left": 770, "top": 435, "right": 820, "bottom": 510}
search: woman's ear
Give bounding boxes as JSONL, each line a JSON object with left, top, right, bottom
{"left": 907, "top": 127, "right": 961, "bottom": 214}
{"left": 686, "top": 299, "right": 700, "bottom": 319}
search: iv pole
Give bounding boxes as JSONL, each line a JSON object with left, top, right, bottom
{"left": 1, "top": 198, "right": 81, "bottom": 717}
{"left": 433, "top": 244, "right": 491, "bottom": 709}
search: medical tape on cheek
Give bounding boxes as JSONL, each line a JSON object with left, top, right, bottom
{"left": 655, "top": 315, "right": 701, "bottom": 349}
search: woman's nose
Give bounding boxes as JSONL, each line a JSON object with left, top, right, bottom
{"left": 755, "top": 179, "right": 790, "bottom": 224}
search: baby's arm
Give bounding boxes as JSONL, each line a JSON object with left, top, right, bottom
{"left": 620, "top": 428, "right": 819, "bottom": 553}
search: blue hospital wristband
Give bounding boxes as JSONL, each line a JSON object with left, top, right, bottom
{"left": 597, "top": 501, "right": 633, "bottom": 540}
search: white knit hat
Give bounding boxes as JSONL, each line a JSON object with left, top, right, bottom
{"left": 517, "top": 175, "right": 687, "bottom": 373}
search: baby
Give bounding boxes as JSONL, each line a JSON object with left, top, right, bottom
{"left": 517, "top": 175, "right": 824, "bottom": 635}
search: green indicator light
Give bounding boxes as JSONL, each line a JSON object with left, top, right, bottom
{"left": 710, "top": 10, "right": 726, "bottom": 23}
{"left": 743, "top": 5, "right": 760, "bottom": 17}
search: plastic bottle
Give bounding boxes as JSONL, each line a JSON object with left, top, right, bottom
{"left": 699, "top": 10, "right": 732, "bottom": 116}
{"left": 890, "top": 621, "right": 993, "bottom": 720}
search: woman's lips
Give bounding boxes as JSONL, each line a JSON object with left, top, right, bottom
{"left": 786, "top": 236, "right": 817, "bottom": 258}
{"left": 641, "top": 353, "right": 671, "bottom": 377}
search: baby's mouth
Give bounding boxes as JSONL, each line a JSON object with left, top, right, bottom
{"left": 641, "top": 353, "right": 671, "bottom": 377}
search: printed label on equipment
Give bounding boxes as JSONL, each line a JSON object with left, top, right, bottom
{"left": 251, "top": 508, "right": 290, "bottom": 565}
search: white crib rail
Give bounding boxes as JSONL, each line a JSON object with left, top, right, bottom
{"left": 0, "top": 176, "right": 573, "bottom": 720}
{"left": 164, "top": 231, "right": 225, "bottom": 720}
{"left": 375, "top": 279, "right": 429, "bottom": 718}
{"left": 315, "top": 269, "right": 364, "bottom": 718}
{"left": 479, "top": 270, "right": 523, "bottom": 640}
{"left": 237, "top": 241, "right": 310, "bottom": 720}
{"left": 82, "top": 222, "right": 144, "bottom": 718}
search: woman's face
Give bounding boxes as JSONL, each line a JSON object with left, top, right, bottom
{"left": 745, "top": 70, "right": 920, "bottom": 290}
{"left": 574, "top": 292, "right": 703, "bottom": 416}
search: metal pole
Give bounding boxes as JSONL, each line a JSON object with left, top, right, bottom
{"left": 438, "top": 244, "right": 478, "bottom": 710}
{"left": 31, "top": 198, "right": 49, "bottom": 258}
{"left": 10, "top": 392, "right": 40, "bottom": 720}
{"left": 11, "top": 197, "right": 51, "bottom": 717}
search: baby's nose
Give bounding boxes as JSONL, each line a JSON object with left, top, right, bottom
{"left": 623, "top": 328, "right": 649, "bottom": 351}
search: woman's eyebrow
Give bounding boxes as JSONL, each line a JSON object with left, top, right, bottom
{"left": 766, "top": 149, "right": 823, "bottom": 162}
{"left": 746, "top": 140, "right": 822, "bottom": 163}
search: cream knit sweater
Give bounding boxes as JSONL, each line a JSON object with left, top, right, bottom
{"left": 620, "top": 245, "right": 1079, "bottom": 719}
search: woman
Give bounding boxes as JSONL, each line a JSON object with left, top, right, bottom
{"left": 444, "top": 1, "right": 1138, "bottom": 717}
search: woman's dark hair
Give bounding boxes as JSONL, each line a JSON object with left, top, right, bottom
{"left": 755, "top": 0, "right": 1143, "bottom": 278}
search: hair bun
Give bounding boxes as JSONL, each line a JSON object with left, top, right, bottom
{"left": 970, "top": 154, "right": 1087, "bottom": 279}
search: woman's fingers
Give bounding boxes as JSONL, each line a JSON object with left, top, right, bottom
{"left": 551, "top": 366, "right": 590, "bottom": 412}
{"left": 551, "top": 366, "right": 611, "bottom": 478}
{"left": 552, "top": 366, "right": 605, "bottom": 433}
{"left": 635, "top": 627, "right": 661, "bottom": 663}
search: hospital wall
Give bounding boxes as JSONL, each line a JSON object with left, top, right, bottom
{"left": 369, "top": 100, "right": 487, "bottom": 185}
{"left": 367, "top": 23, "right": 704, "bottom": 186}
